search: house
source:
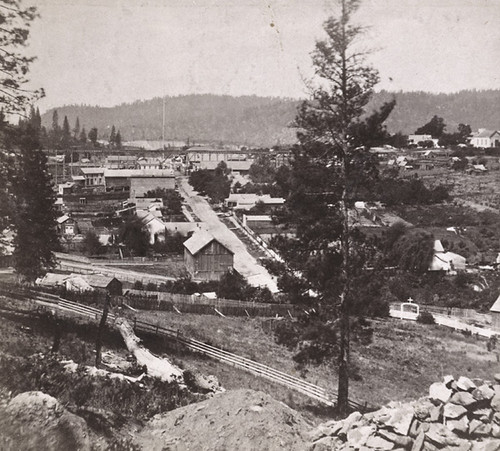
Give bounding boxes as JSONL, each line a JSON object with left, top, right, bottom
{"left": 429, "top": 240, "right": 466, "bottom": 272}
{"left": 183, "top": 230, "right": 234, "bottom": 281}
{"left": 85, "top": 274, "right": 122, "bottom": 295}
{"left": 104, "top": 155, "right": 137, "bottom": 169}
{"left": 57, "top": 215, "right": 77, "bottom": 235}
{"left": 36, "top": 273, "right": 93, "bottom": 292}
{"left": 490, "top": 295, "right": 500, "bottom": 331}
{"left": 80, "top": 167, "right": 105, "bottom": 187}
{"left": 58, "top": 182, "right": 75, "bottom": 195}
{"left": 186, "top": 147, "right": 254, "bottom": 172}
{"left": 225, "top": 194, "right": 285, "bottom": 211}
{"left": 469, "top": 129, "right": 500, "bottom": 148}
{"left": 137, "top": 211, "right": 167, "bottom": 244}
{"left": 137, "top": 157, "right": 166, "bottom": 170}
{"left": 103, "top": 169, "right": 175, "bottom": 195}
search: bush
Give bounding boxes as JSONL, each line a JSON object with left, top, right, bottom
{"left": 417, "top": 311, "right": 435, "bottom": 324}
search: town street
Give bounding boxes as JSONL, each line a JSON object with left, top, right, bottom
{"left": 178, "top": 177, "right": 279, "bottom": 293}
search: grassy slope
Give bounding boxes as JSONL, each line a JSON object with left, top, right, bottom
{"left": 135, "top": 310, "right": 500, "bottom": 412}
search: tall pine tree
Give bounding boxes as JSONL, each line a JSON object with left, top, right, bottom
{"left": 272, "top": 0, "right": 382, "bottom": 415}
{"left": 61, "top": 115, "right": 71, "bottom": 148}
{"left": 12, "top": 115, "right": 59, "bottom": 281}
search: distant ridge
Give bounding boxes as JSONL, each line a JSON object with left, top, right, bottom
{"left": 41, "top": 90, "right": 500, "bottom": 147}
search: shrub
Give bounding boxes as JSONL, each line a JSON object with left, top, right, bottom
{"left": 417, "top": 311, "right": 435, "bottom": 324}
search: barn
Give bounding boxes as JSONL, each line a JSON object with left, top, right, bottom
{"left": 183, "top": 230, "right": 234, "bottom": 281}
{"left": 86, "top": 274, "right": 123, "bottom": 295}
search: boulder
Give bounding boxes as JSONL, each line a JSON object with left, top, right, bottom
{"left": 365, "top": 434, "right": 395, "bottom": 450}
{"left": 491, "top": 394, "right": 500, "bottom": 412}
{"left": 456, "top": 376, "right": 477, "bottom": 392}
{"left": 425, "top": 423, "right": 461, "bottom": 448}
{"left": 338, "top": 411, "right": 363, "bottom": 439}
{"left": 307, "top": 421, "right": 343, "bottom": 442}
{"left": 413, "top": 399, "right": 435, "bottom": 421}
{"left": 380, "top": 405, "right": 414, "bottom": 436}
{"left": 471, "top": 439, "right": 500, "bottom": 451}
{"left": 346, "top": 425, "right": 375, "bottom": 448}
{"left": 446, "top": 415, "right": 469, "bottom": 434}
{"left": 469, "top": 419, "right": 492, "bottom": 437}
{"left": 443, "top": 375, "right": 455, "bottom": 387}
{"left": 449, "top": 391, "right": 477, "bottom": 408}
{"left": 377, "top": 429, "right": 413, "bottom": 448}
{"left": 443, "top": 403, "right": 467, "bottom": 419}
{"left": 410, "top": 431, "right": 425, "bottom": 451}
{"left": 472, "top": 385, "right": 495, "bottom": 402}
{"left": 429, "top": 382, "right": 452, "bottom": 404}
{"left": 493, "top": 374, "right": 500, "bottom": 383}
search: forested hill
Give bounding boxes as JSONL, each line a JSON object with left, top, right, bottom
{"left": 41, "top": 90, "right": 500, "bottom": 147}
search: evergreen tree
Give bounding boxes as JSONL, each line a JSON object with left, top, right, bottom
{"left": 272, "top": 0, "right": 382, "bottom": 415}
{"left": 61, "top": 115, "right": 71, "bottom": 148}
{"left": 109, "top": 125, "right": 116, "bottom": 146}
{"left": 50, "top": 109, "right": 61, "bottom": 148}
{"left": 115, "top": 130, "right": 122, "bottom": 149}
{"left": 73, "top": 117, "right": 80, "bottom": 139}
{"left": 12, "top": 118, "right": 59, "bottom": 281}
{"left": 88, "top": 127, "right": 98, "bottom": 146}
{"left": 79, "top": 127, "right": 87, "bottom": 144}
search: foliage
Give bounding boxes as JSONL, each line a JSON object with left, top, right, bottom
{"left": 82, "top": 230, "right": 104, "bottom": 256}
{"left": 152, "top": 230, "right": 185, "bottom": 254}
{"left": 188, "top": 162, "right": 231, "bottom": 202}
{"left": 144, "top": 188, "right": 183, "bottom": 216}
{"left": 0, "top": 0, "right": 44, "bottom": 114}
{"left": 11, "top": 119, "right": 60, "bottom": 281}
{"left": 417, "top": 311, "right": 435, "bottom": 324}
{"left": 119, "top": 215, "right": 150, "bottom": 257}
{"left": 88, "top": 127, "right": 98, "bottom": 146}
{"left": 249, "top": 155, "right": 277, "bottom": 184}
{"left": 389, "top": 231, "right": 434, "bottom": 273}
{"left": 414, "top": 115, "right": 446, "bottom": 139}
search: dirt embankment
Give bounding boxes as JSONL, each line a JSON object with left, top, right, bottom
{"left": 135, "top": 388, "right": 312, "bottom": 451}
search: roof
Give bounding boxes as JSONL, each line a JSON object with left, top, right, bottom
{"left": 183, "top": 230, "right": 233, "bottom": 255}
{"left": 104, "top": 169, "right": 174, "bottom": 178}
{"left": 86, "top": 273, "right": 120, "bottom": 288}
{"left": 490, "top": 294, "right": 500, "bottom": 313}
{"left": 71, "top": 175, "right": 85, "bottom": 181}
{"left": 80, "top": 167, "right": 105, "bottom": 175}
{"left": 57, "top": 215, "right": 71, "bottom": 224}
{"left": 473, "top": 129, "right": 497, "bottom": 138}
{"left": 433, "top": 240, "right": 445, "bottom": 253}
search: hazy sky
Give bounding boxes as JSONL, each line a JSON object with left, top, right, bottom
{"left": 27, "top": 0, "right": 500, "bottom": 112}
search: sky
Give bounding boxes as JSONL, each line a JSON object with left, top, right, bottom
{"left": 25, "top": 0, "right": 500, "bottom": 113}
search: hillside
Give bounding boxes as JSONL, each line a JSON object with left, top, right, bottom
{"left": 41, "top": 90, "right": 500, "bottom": 147}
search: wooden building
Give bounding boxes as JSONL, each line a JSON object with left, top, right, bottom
{"left": 183, "top": 230, "right": 234, "bottom": 281}
{"left": 86, "top": 274, "right": 123, "bottom": 295}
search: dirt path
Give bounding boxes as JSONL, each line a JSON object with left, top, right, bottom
{"left": 178, "top": 177, "right": 279, "bottom": 292}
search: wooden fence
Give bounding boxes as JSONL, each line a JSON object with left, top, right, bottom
{"left": 122, "top": 289, "right": 301, "bottom": 317}
{"left": 23, "top": 289, "right": 373, "bottom": 412}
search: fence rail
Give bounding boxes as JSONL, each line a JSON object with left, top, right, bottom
{"left": 16, "top": 289, "right": 372, "bottom": 412}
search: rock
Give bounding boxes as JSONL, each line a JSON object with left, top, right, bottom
{"left": 2, "top": 391, "right": 91, "bottom": 451}
{"left": 380, "top": 405, "right": 414, "bottom": 436}
{"left": 307, "top": 421, "right": 342, "bottom": 442}
{"left": 411, "top": 431, "right": 425, "bottom": 451}
{"left": 338, "top": 411, "right": 363, "bottom": 439}
{"left": 378, "top": 429, "right": 413, "bottom": 448}
{"left": 425, "top": 423, "right": 461, "bottom": 447}
{"left": 493, "top": 385, "right": 500, "bottom": 395}
{"left": 470, "top": 407, "right": 492, "bottom": 422}
{"left": 493, "top": 374, "right": 500, "bottom": 383}
{"left": 491, "top": 423, "right": 500, "bottom": 438}
{"left": 429, "top": 382, "right": 452, "bottom": 404}
{"left": 456, "top": 376, "right": 477, "bottom": 392}
{"left": 346, "top": 425, "right": 375, "bottom": 448}
{"left": 429, "top": 405, "right": 442, "bottom": 422}
{"left": 413, "top": 399, "right": 435, "bottom": 421}
{"left": 471, "top": 439, "right": 500, "bottom": 451}
{"left": 443, "top": 375, "right": 455, "bottom": 387}
{"left": 446, "top": 415, "right": 469, "bottom": 434}
{"left": 469, "top": 418, "right": 492, "bottom": 437}
{"left": 494, "top": 412, "right": 500, "bottom": 425}
{"left": 409, "top": 419, "right": 421, "bottom": 438}
{"left": 443, "top": 403, "right": 467, "bottom": 419}
{"left": 491, "top": 394, "right": 500, "bottom": 412}
{"left": 449, "top": 391, "right": 477, "bottom": 408}
{"left": 310, "top": 436, "right": 342, "bottom": 451}
{"left": 365, "top": 434, "right": 395, "bottom": 450}
{"left": 472, "top": 384, "right": 495, "bottom": 402}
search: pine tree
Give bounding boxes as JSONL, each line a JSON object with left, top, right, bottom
{"left": 79, "top": 127, "right": 87, "bottom": 143}
{"left": 50, "top": 109, "right": 60, "bottom": 148}
{"left": 73, "top": 117, "right": 80, "bottom": 140}
{"left": 12, "top": 118, "right": 60, "bottom": 281}
{"left": 115, "top": 130, "right": 122, "bottom": 149}
{"left": 109, "top": 125, "right": 116, "bottom": 146}
{"left": 88, "top": 127, "right": 98, "bottom": 146}
{"left": 61, "top": 115, "right": 71, "bottom": 148}
{"left": 272, "top": 0, "right": 381, "bottom": 415}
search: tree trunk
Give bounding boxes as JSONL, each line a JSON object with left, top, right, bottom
{"left": 337, "top": 139, "right": 351, "bottom": 417}
{"left": 95, "top": 293, "right": 110, "bottom": 368}
{"left": 114, "top": 317, "right": 185, "bottom": 384}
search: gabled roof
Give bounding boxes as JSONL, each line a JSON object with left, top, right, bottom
{"left": 183, "top": 230, "right": 233, "bottom": 255}
{"left": 490, "top": 294, "right": 500, "bottom": 313}
{"left": 57, "top": 215, "right": 71, "bottom": 224}
{"left": 81, "top": 167, "right": 105, "bottom": 174}
{"left": 86, "top": 273, "right": 120, "bottom": 288}
{"left": 473, "top": 129, "right": 497, "bottom": 138}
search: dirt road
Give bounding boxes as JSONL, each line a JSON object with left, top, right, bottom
{"left": 178, "top": 177, "right": 279, "bottom": 292}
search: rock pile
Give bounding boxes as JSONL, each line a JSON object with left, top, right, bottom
{"left": 308, "top": 374, "right": 500, "bottom": 450}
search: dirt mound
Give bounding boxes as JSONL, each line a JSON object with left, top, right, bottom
{"left": 135, "top": 389, "right": 311, "bottom": 450}
{"left": 0, "top": 391, "right": 91, "bottom": 450}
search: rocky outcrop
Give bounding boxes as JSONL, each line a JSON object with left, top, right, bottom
{"left": 308, "top": 374, "right": 500, "bottom": 450}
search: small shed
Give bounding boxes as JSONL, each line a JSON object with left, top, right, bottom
{"left": 183, "top": 230, "right": 234, "bottom": 281}
{"left": 86, "top": 274, "right": 122, "bottom": 295}
{"left": 490, "top": 295, "right": 500, "bottom": 331}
